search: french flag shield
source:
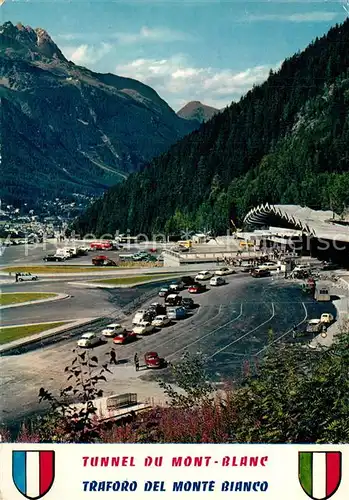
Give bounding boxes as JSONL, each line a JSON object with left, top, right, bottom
{"left": 12, "top": 450, "right": 55, "bottom": 499}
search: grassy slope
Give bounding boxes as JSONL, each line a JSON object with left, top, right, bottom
{"left": 0, "top": 322, "right": 67, "bottom": 344}
{"left": 0, "top": 292, "right": 57, "bottom": 306}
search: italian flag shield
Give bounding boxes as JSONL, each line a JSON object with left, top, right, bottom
{"left": 299, "top": 452, "right": 342, "bottom": 500}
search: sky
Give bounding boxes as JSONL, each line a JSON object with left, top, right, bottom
{"left": 1, "top": 0, "right": 348, "bottom": 110}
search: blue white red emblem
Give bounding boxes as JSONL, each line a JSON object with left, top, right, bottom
{"left": 12, "top": 450, "right": 55, "bottom": 499}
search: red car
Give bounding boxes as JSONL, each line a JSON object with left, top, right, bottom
{"left": 92, "top": 255, "right": 117, "bottom": 266}
{"left": 188, "top": 283, "right": 207, "bottom": 294}
{"left": 90, "top": 241, "right": 113, "bottom": 251}
{"left": 144, "top": 351, "right": 166, "bottom": 369}
{"left": 113, "top": 331, "right": 137, "bottom": 345}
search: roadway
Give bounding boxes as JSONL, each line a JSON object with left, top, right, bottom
{"left": 0, "top": 240, "right": 151, "bottom": 267}
{"left": 0, "top": 273, "right": 337, "bottom": 425}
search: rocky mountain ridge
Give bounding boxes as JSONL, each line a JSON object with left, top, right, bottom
{"left": 0, "top": 21, "right": 197, "bottom": 206}
{"left": 177, "top": 101, "right": 220, "bottom": 123}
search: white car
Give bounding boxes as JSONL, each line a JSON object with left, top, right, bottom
{"left": 215, "top": 267, "right": 234, "bottom": 276}
{"left": 77, "top": 332, "right": 101, "bottom": 348}
{"left": 132, "top": 309, "right": 147, "bottom": 325}
{"left": 133, "top": 321, "right": 155, "bottom": 335}
{"left": 16, "top": 272, "right": 38, "bottom": 281}
{"left": 258, "top": 262, "right": 279, "bottom": 271}
{"left": 101, "top": 323, "right": 126, "bottom": 337}
{"left": 293, "top": 264, "right": 310, "bottom": 272}
{"left": 210, "top": 276, "right": 226, "bottom": 286}
{"left": 195, "top": 270, "right": 213, "bottom": 281}
{"left": 152, "top": 315, "right": 171, "bottom": 327}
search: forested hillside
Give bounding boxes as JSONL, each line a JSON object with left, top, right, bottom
{"left": 74, "top": 20, "right": 349, "bottom": 237}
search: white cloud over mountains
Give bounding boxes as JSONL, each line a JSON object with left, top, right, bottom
{"left": 246, "top": 11, "right": 339, "bottom": 22}
{"left": 115, "top": 55, "right": 279, "bottom": 109}
{"left": 114, "top": 26, "right": 193, "bottom": 44}
{"left": 57, "top": 26, "right": 192, "bottom": 44}
{"left": 62, "top": 43, "right": 112, "bottom": 65}
{"left": 60, "top": 43, "right": 277, "bottom": 109}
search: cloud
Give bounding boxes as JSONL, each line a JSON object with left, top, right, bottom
{"left": 55, "top": 26, "right": 192, "bottom": 45}
{"left": 115, "top": 55, "right": 279, "bottom": 109}
{"left": 61, "top": 43, "right": 112, "bottom": 65}
{"left": 114, "top": 26, "right": 193, "bottom": 44}
{"left": 246, "top": 11, "right": 339, "bottom": 22}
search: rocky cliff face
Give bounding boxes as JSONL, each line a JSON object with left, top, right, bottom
{"left": 177, "top": 101, "right": 219, "bottom": 123}
{"left": 0, "top": 22, "right": 197, "bottom": 206}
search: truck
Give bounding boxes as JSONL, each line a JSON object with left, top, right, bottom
{"left": 305, "top": 313, "right": 334, "bottom": 334}
{"left": 54, "top": 248, "right": 71, "bottom": 260}
{"left": 314, "top": 286, "right": 331, "bottom": 302}
{"left": 92, "top": 255, "right": 117, "bottom": 266}
{"left": 166, "top": 306, "right": 187, "bottom": 320}
{"left": 306, "top": 319, "right": 325, "bottom": 334}
{"left": 165, "top": 294, "right": 182, "bottom": 306}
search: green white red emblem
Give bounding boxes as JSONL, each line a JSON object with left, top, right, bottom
{"left": 298, "top": 451, "right": 341, "bottom": 500}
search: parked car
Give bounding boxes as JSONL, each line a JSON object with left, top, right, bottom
{"left": 148, "top": 303, "right": 167, "bottom": 315}
{"left": 16, "top": 272, "right": 38, "bottom": 281}
{"left": 210, "top": 276, "right": 226, "bottom": 286}
{"left": 215, "top": 267, "right": 235, "bottom": 276}
{"left": 92, "top": 255, "right": 117, "bottom": 266}
{"left": 322, "top": 262, "right": 339, "bottom": 271}
{"left": 165, "top": 294, "right": 182, "bottom": 306}
{"left": 169, "top": 280, "right": 185, "bottom": 291}
{"left": 113, "top": 331, "right": 137, "bottom": 345}
{"left": 43, "top": 253, "right": 58, "bottom": 262}
{"left": 188, "top": 283, "right": 207, "bottom": 293}
{"left": 195, "top": 271, "right": 213, "bottom": 281}
{"left": 166, "top": 306, "right": 187, "bottom": 320}
{"left": 258, "top": 261, "right": 279, "bottom": 271}
{"left": 306, "top": 319, "right": 325, "bottom": 334}
{"left": 182, "top": 297, "right": 195, "bottom": 309}
{"left": 54, "top": 248, "right": 71, "bottom": 260}
{"left": 132, "top": 309, "right": 147, "bottom": 325}
{"left": 158, "top": 287, "right": 171, "bottom": 297}
{"left": 144, "top": 351, "right": 166, "bottom": 369}
{"left": 77, "top": 332, "right": 101, "bottom": 348}
{"left": 251, "top": 269, "right": 271, "bottom": 278}
{"left": 90, "top": 241, "right": 113, "bottom": 251}
{"left": 143, "top": 309, "right": 157, "bottom": 322}
{"left": 320, "top": 313, "right": 334, "bottom": 324}
{"left": 292, "top": 263, "right": 310, "bottom": 272}
{"left": 133, "top": 321, "right": 155, "bottom": 335}
{"left": 180, "top": 276, "right": 197, "bottom": 287}
{"left": 240, "top": 264, "right": 255, "bottom": 273}
{"left": 132, "top": 252, "right": 149, "bottom": 261}
{"left": 101, "top": 323, "right": 126, "bottom": 337}
{"left": 152, "top": 315, "right": 171, "bottom": 327}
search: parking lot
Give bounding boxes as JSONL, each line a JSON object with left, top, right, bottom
{"left": 0, "top": 271, "right": 337, "bottom": 425}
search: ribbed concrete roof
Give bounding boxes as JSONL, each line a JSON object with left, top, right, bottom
{"left": 243, "top": 204, "right": 349, "bottom": 243}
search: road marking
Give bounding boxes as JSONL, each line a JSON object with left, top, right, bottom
{"left": 254, "top": 302, "right": 308, "bottom": 356}
{"left": 167, "top": 303, "right": 243, "bottom": 360}
{"left": 139, "top": 304, "right": 226, "bottom": 353}
{"left": 207, "top": 302, "right": 275, "bottom": 360}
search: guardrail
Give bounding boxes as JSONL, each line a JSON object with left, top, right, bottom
{"left": 121, "top": 287, "right": 161, "bottom": 316}
{"left": 106, "top": 393, "right": 137, "bottom": 410}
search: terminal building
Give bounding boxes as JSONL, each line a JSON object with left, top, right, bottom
{"left": 162, "top": 204, "right": 349, "bottom": 267}
{"left": 243, "top": 204, "right": 349, "bottom": 266}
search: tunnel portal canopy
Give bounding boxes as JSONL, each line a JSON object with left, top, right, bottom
{"left": 243, "top": 204, "right": 349, "bottom": 243}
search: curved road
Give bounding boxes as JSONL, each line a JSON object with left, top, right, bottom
{"left": 0, "top": 273, "right": 337, "bottom": 425}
